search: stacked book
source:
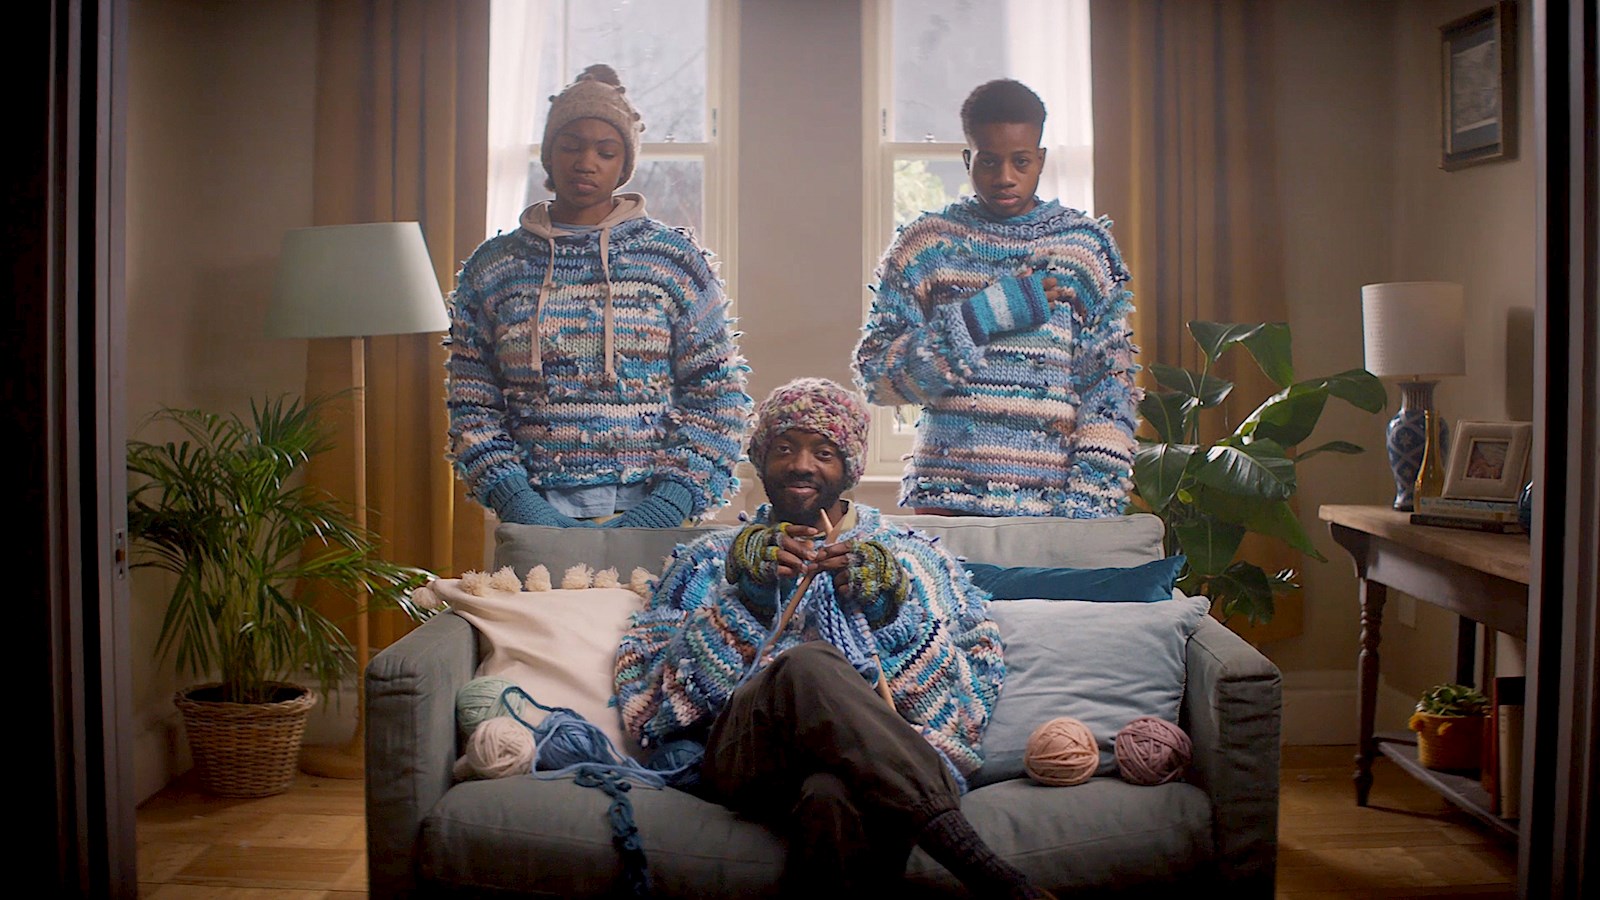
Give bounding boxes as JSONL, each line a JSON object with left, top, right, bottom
{"left": 1410, "top": 496, "right": 1526, "bottom": 533}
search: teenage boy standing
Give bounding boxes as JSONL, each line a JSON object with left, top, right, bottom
{"left": 852, "top": 78, "right": 1141, "bottom": 518}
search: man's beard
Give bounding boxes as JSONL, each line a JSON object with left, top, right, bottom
{"left": 766, "top": 474, "right": 845, "bottom": 527}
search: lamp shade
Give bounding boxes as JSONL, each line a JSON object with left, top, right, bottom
{"left": 1360, "top": 281, "right": 1466, "bottom": 379}
{"left": 266, "top": 222, "right": 449, "bottom": 339}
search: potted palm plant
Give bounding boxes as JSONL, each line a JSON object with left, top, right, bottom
{"left": 1408, "top": 682, "right": 1490, "bottom": 772}
{"left": 127, "top": 394, "right": 434, "bottom": 797}
{"left": 1131, "top": 321, "right": 1388, "bottom": 626}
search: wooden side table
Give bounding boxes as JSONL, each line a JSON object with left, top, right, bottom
{"left": 1318, "top": 504, "right": 1530, "bottom": 839}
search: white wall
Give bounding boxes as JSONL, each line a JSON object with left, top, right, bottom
{"left": 126, "top": 0, "right": 319, "bottom": 801}
{"left": 124, "top": 0, "right": 1541, "bottom": 796}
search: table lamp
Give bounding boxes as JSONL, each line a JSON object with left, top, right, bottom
{"left": 266, "top": 221, "right": 449, "bottom": 778}
{"left": 1361, "top": 281, "right": 1467, "bottom": 511}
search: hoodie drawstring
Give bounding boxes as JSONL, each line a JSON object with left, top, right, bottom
{"left": 532, "top": 237, "right": 557, "bottom": 377}
{"left": 599, "top": 226, "right": 616, "bottom": 379}
{"left": 531, "top": 227, "right": 617, "bottom": 380}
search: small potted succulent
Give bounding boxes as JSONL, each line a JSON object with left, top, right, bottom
{"left": 1408, "top": 682, "right": 1490, "bottom": 772}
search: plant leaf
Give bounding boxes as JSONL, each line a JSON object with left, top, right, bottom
{"left": 1138, "top": 391, "right": 1199, "bottom": 444}
{"left": 1236, "top": 384, "right": 1329, "bottom": 447}
{"left": 1188, "top": 321, "right": 1294, "bottom": 387}
{"left": 1172, "top": 517, "right": 1246, "bottom": 577}
{"left": 1189, "top": 490, "right": 1327, "bottom": 562}
{"left": 1195, "top": 439, "right": 1297, "bottom": 499}
{"left": 1133, "top": 442, "right": 1200, "bottom": 512}
{"left": 1206, "top": 561, "right": 1277, "bottom": 625}
{"left": 1320, "top": 367, "right": 1389, "bottom": 413}
{"left": 1297, "top": 440, "right": 1365, "bottom": 462}
{"left": 1149, "top": 363, "right": 1234, "bottom": 408}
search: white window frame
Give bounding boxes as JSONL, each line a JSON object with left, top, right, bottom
{"left": 489, "top": 0, "right": 741, "bottom": 308}
{"left": 859, "top": 0, "right": 1095, "bottom": 478}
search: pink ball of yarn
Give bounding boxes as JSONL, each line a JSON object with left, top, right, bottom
{"left": 1114, "top": 716, "right": 1192, "bottom": 785}
{"left": 1024, "top": 716, "right": 1100, "bottom": 786}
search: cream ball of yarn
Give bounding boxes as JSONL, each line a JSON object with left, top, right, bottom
{"left": 1024, "top": 716, "right": 1100, "bottom": 786}
{"left": 1114, "top": 716, "right": 1192, "bottom": 785}
{"left": 453, "top": 715, "right": 536, "bottom": 780}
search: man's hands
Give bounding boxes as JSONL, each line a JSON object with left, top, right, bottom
{"left": 727, "top": 523, "right": 906, "bottom": 627}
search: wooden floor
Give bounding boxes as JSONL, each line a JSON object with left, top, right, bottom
{"left": 135, "top": 744, "right": 1518, "bottom": 898}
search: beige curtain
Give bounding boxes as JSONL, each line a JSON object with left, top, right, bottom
{"left": 1092, "top": 0, "right": 1301, "bottom": 645}
{"left": 303, "top": 0, "right": 491, "bottom": 652}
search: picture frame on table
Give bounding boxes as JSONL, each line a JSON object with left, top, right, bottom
{"left": 1440, "top": 1, "right": 1517, "bottom": 171}
{"left": 1442, "top": 420, "right": 1532, "bottom": 502}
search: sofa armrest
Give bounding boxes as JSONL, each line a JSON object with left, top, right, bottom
{"left": 366, "top": 611, "right": 477, "bottom": 899}
{"left": 1181, "top": 615, "right": 1282, "bottom": 895}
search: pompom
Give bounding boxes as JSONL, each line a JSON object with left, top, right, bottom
{"left": 488, "top": 566, "right": 522, "bottom": 593}
{"left": 459, "top": 570, "right": 489, "bottom": 596}
{"left": 455, "top": 676, "right": 530, "bottom": 743}
{"left": 1114, "top": 716, "right": 1192, "bottom": 786}
{"left": 452, "top": 716, "right": 536, "bottom": 780}
{"left": 1024, "top": 717, "right": 1100, "bottom": 786}
{"left": 411, "top": 584, "right": 442, "bottom": 611}
{"left": 578, "top": 62, "right": 621, "bottom": 87}
{"left": 561, "top": 564, "right": 593, "bottom": 590}
{"left": 629, "top": 567, "right": 657, "bottom": 598}
{"left": 593, "top": 567, "right": 621, "bottom": 589}
{"left": 525, "top": 565, "right": 552, "bottom": 592}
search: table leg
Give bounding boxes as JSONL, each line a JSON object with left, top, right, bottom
{"left": 1456, "top": 617, "right": 1477, "bottom": 686}
{"left": 1355, "top": 576, "right": 1387, "bottom": 806}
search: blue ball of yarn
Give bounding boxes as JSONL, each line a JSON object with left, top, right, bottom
{"left": 456, "top": 677, "right": 527, "bottom": 743}
{"left": 534, "top": 710, "right": 618, "bottom": 771}
{"left": 647, "top": 739, "right": 705, "bottom": 788}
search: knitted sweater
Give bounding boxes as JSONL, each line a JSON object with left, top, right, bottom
{"left": 614, "top": 504, "right": 1005, "bottom": 786}
{"left": 445, "top": 195, "right": 754, "bottom": 517}
{"left": 851, "top": 197, "right": 1143, "bottom": 517}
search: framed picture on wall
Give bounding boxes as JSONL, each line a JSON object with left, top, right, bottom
{"left": 1442, "top": 420, "right": 1532, "bottom": 501}
{"left": 1440, "top": 1, "right": 1517, "bottom": 170}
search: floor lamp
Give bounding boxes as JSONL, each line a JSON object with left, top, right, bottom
{"left": 266, "top": 222, "right": 449, "bottom": 778}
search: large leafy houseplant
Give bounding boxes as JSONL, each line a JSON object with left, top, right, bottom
{"left": 1130, "top": 322, "right": 1387, "bottom": 626}
{"left": 127, "top": 394, "right": 435, "bottom": 707}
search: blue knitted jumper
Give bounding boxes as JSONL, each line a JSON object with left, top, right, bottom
{"left": 851, "top": 196, "right": 1143, "bottom": 517}
{"left": 445, "top": 196, "right": 754, "bottom": 519}
{"left": 614, "top": 504, "right": 1005, "bottom": 789}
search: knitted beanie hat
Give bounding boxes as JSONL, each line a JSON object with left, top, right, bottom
{"left": 541, "top": 64, "right": 645, "bottom": 187}
{"left": 748, "top": 378, "right": 870, "bottom": 489}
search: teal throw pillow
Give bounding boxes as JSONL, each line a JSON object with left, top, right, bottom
{"left": 963, "top": 554, "right": 1186, "bottom": 603}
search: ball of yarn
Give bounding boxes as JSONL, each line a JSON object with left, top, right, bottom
{"left": 1114, "top": 716, "right": 1192, "bottom": 785}
{"left": 1024, "top": 716, "right": 1100, "bottom": 786}
{"left": 456, "top": 677, "right": 529, "bottom": 743}
{"left": 454, "top": 715, "right": 536, "bottom": 780}
{"left": 533, "top": 709, "right": 619, "bottom": 771}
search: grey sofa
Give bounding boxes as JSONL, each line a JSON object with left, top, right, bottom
{"left": 367, "top": 512, "right": 1281, "bottom": 897}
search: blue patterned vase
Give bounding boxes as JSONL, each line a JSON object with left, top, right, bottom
{"left": 1385, "top": 381, "right": 1448, "bottom": 511}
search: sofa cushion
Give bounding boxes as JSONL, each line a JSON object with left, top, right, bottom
{"left": 431, "top": 579, "right": 646, "bottom": 763}
{"left": 973, "top": 594, "right": 1213, "bottom": 787}
{"left": 418, "top": 768, "right": 1213, "bottom": 898}
{"left": 493, "top": 522, "right": 732, "bottom": 583}
{"left": 962, "top": 554, "right": 1187, "bottom": 602}
{"left": 881, "top": 512, "right": 1166, "bottom": 569}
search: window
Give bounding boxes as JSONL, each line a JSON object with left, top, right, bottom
{"left": 860, "top": 0, "right": 1094, "bottom": 476}
{"left": 487, "top": 0, "right": 738, "bottom": 295}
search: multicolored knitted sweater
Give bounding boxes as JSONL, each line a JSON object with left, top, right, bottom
{"left": 445, "top": 195, "right": 754, "bottom": 518}
{"left": 613, "top": 503, "right": 1005, "bottom": 788}
{"left": 852, "top": 196, "right": 1143, "bottom": 517}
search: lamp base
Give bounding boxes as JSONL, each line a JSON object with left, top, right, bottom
{"left": 1385, "top": 381, "right": 1451, "bottom": 511}
{"left": 299, "top": 741, "right": 363, "bottom": 779}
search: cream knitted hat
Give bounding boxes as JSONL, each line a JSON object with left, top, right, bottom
{"left": 541, "top": 64, "right": 645, "bottom": 188}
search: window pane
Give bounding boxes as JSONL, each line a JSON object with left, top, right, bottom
{"left": 891, "top": 0, "right": 1012, "bottom": 142}
{"left": 527, "top": 0, "right": 708, "bottom": 144}
{"left": 894, "top": 158, "right": 969, "bottom": 226}
{"left": 522, "top": 158, "right": 704, "bottom": 235}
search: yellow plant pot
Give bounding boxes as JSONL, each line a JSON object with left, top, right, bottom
{"left": 1408, "top": 711, "right": 1485, "bottom": 772}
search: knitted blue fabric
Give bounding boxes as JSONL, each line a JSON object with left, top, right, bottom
{"left": 603, "top": 480, "right": 694, "bottom": 529}
{"left": 960, "top": 272, "right": 1051, "bottom": 345}
{"left": 852, "top": 196, "right": 1143, "bottom": 518}
{"left": 485, "top": 474, "right": 595, "bottom": 528}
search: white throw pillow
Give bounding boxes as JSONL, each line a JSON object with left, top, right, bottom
{"left": 429, "top": 579, "right": 645, "bottom": 763}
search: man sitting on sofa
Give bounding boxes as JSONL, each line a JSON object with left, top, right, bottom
{"left": 614, "top": 376, "right": 1052, "bottom": 899}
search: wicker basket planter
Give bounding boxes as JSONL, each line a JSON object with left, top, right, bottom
{"left": 1408, "top": 710, "right": 1485, "bottom": 772}
{"left": 176, "top": 682, "right": 317, "bottom": 798}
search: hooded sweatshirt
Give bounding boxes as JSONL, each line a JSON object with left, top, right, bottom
{"left": 445, "top": 194, "right": 754, "bottom": 517}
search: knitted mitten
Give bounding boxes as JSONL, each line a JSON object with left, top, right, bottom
{"left": 604, "top": 480, "right": 695, "bottom": 529}
{"left": 834, "top": 539, "right": 909, "bottom": 628}
{"left": 727, "top": 522, "right": 784, "bottom": 587}
{"left": 960, "top": 272, "right": 1051, "bottom": 344}
{"left": 484, "top": 475, "right": 591, "bottom": 528}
